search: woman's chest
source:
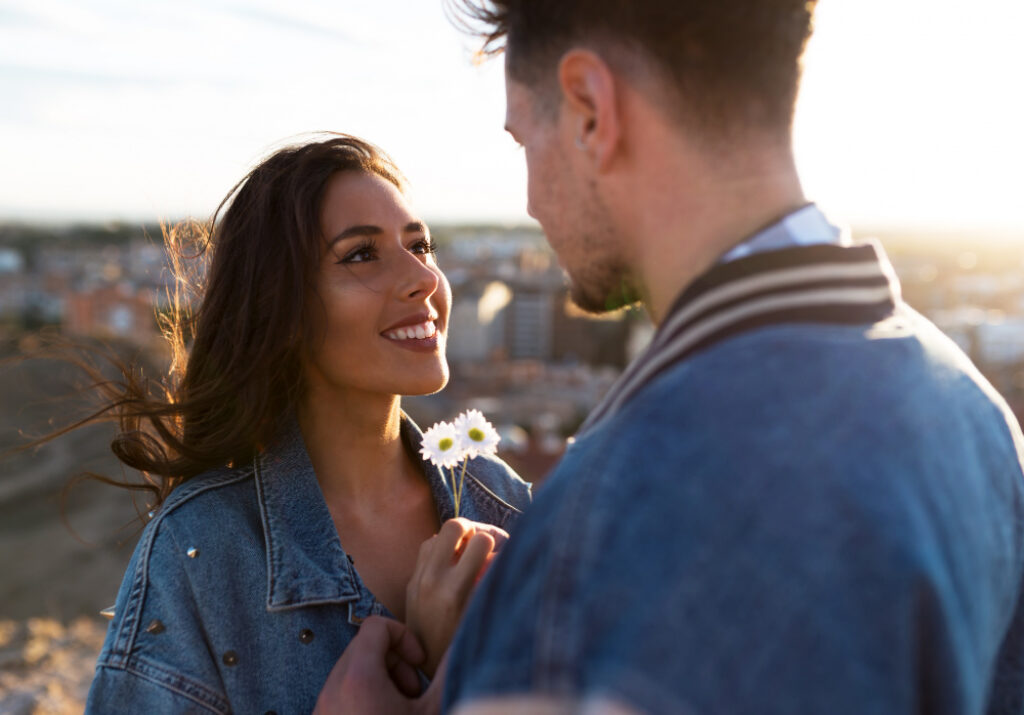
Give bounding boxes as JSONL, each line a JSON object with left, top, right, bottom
{"left": 331, "top": 507, "right": 438, "bottom": 620}
{"left": 326, "top": 481, "right": 440, "bottom": 620}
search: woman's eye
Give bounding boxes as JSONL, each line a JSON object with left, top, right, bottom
{"left": 339, "top": 243, "right": 377, "bottom": 263}
{"left": 411, "top": 238, "right": 437, "bottom": 256}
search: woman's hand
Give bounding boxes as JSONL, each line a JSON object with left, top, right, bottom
{"left": 405, "top": 517, "right": 509, "bottom": 677}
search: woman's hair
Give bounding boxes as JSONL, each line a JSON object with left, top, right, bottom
{"left": 29, "top": 134, "right": 406, "bottom": 509}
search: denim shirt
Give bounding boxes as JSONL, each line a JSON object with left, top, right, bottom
{"left": 86, "top": 415, "right": 530, "bottom": 714}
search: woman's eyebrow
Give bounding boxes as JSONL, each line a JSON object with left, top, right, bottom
{"left": 328, "top": 225, "right": 382, "bottom": 245}
{"left": 329, "top": 222, "right": 427, "bottom": 245}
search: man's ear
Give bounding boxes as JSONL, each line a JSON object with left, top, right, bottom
{"left": 557, "top": 49, "right": 620, "bottom": 171}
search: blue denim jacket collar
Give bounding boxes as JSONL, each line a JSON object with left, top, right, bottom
{"left": 253, "top": 413, "right": 461, "bottom": 612}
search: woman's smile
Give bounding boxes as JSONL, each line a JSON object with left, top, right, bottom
{"left": 382, "top": 315, "right": 442, "bottom": 352}
{"left": 382, "top": 310, "right": 440, "bottom": 340}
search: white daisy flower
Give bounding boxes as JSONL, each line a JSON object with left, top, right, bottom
{"left": 419, "top": 421, "right": 465, "bottom": 469}
{"left": 454, "top": 409, "right": 501, "bottom": 459}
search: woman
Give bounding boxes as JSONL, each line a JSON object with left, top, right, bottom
{"left": 76, "top": 134, "right": 530, "bottom": 713}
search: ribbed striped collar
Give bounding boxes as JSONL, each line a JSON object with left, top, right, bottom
{"left": 574, "top": 240, "right": 902, "bottom": 438}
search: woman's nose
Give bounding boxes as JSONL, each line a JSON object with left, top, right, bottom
{"left": 399, "top": 253, "right": 439, "bottom": 300}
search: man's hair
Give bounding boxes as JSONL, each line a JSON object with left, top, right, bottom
{"left": 448, "top": 0, "right": 818, "bottom": 137}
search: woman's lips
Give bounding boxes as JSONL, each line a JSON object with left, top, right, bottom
{"left": 382, "top": 320, "right": 437, "bottom": 341}
{"left": 381, "top": 320, "right": 442, "bottom": 353}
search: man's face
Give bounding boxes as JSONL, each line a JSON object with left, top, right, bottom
{"left": 504, "top": 67, "right": 637, "bottom": 314}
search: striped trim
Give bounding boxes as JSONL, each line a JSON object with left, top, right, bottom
{"left": 575, "top": 242, "right": 900, "bottom": 437}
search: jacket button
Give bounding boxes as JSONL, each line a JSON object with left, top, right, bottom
{"left": 299, "top": 629, "right": 314, "bottom": 644}
{"left": 145, "top": 620, "right": 165, "bottom": 634}
{"left": 222, "top": 650, "right": 239, "bottom": 666}
{"left": 186, "top": 547, "right": 199, "bottom": 559}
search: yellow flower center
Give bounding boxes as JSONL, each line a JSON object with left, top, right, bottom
{"left": 439, "top": 437, "right": 454, "bottom": 451}
{"left": 468, "top": 428, "right": 485, "bottom": 442}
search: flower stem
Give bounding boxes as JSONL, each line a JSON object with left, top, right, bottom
{"left": 455, "top": 460, "right": 469, "bottom": 518}
{"left": 450, "top": 467, "right": 460, "bottom": 519}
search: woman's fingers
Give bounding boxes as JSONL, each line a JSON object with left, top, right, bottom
{"left": 465, "top": 523, "right": 509, "bottom": 553}
{"left": 451, "top": 531, "right": 495, "bottom": 597}
{"left": 403, "top": 519, "right": 508, "bottom": 679}
{"left": 434, "top": 518, "right": 473, "bottom": 564}
{"left": 475, "top": 550, "right": 497, "bottom": 585}
{"left": 426, "top": 519, "right": 504, "bottom": 585}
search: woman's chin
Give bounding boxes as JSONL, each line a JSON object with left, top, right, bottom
{"left": 400, "top": 367, "right": 449, "bottom": 397}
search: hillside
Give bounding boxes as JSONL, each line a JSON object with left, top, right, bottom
{"left": 0, "top": 339, "right": 150, "bottom": 711}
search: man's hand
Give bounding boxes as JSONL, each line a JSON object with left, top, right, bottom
{"left": 406, "top": 518, "right": 508, "bottom": 677}
{"left": 313, "top": 616, "right": 445, "bottom": 715}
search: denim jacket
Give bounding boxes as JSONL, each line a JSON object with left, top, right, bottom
{"left": 85, "top": 415, "right": 530, "bottom": 714}
{"left": 446, "top": 242, "right": 1024, "bottom": 713}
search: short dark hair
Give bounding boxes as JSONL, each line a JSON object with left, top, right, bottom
{"left": 448, "top": 0, "right": 817, "bottom": 137}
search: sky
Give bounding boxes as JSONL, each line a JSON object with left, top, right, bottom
{"left": 0, "top": 0, "right": 1022, "bottom": 233}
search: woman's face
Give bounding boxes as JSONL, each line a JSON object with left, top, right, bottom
{"left": 304, "top": 170, "right": 451, "bottom": 402}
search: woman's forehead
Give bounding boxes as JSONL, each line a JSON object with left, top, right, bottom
{"left": 320, "top": 171, "right": 420, "bottom": 232}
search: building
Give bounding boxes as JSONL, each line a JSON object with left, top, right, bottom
{"left": 64, "top": 283, "right": 160, "bottom": 346}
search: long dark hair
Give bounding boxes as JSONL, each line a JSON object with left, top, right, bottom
{"left": 23, "top": 134, "right": 406, "bottom": 509}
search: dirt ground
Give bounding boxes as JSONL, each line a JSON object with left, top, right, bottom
{"left": 1, "top": 343, "right": 147, "bottom": 712}
{"left": 0, "top": 618, "right": 106, "bottom": 713}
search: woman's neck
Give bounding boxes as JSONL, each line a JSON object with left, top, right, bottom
{"left": 296, "top": 389, "right": 411, "bottom": 505}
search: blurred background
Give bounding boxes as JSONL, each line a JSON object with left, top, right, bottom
{"left": 1, "top": 0, "right": 1022, "bottom": 711}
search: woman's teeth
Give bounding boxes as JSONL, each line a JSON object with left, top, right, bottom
{"left": 384, "top": 321, "right": 437, "bottom": 341}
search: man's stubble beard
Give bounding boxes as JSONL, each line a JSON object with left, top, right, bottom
{"left": 566, "top": 254, "right": 641, "bottom": 314}
{"left": 562, "top": 186, "right": 642, "bottom": 315}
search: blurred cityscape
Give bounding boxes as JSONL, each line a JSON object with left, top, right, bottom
{"left": 0, "top": 222, "right": 656, "bottom": 484}
{"left": 3, "top": 223, "right": 1024, "bottom": 469}
{"left": 3, "top": 223, "right": 1024, "bottom": 481}
{"left": 1, "top": 223, "right": 1023, "bottom": 606}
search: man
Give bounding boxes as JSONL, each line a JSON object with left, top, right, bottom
{"left": 318, "top": 1, "right": 1024, "bottom": 712}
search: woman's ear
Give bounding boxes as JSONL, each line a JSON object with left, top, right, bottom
{"left": 558, "top": 49, "right": 621, "bottom": 171}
